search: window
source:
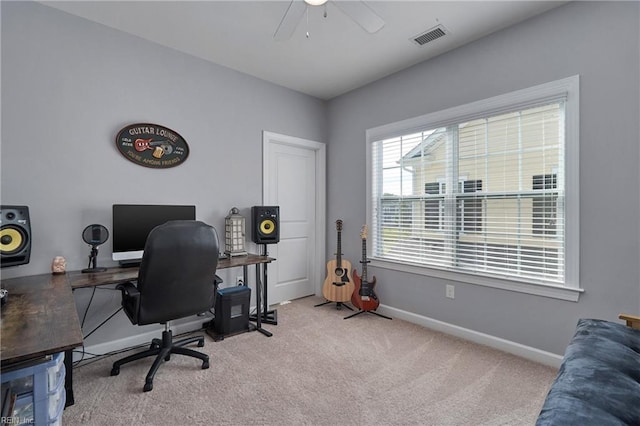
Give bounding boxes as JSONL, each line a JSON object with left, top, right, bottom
{"left": 366, "top": 76, "right": 580, "bottom": 299}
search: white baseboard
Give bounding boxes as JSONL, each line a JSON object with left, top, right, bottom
{"left": 377, "top": 304, "right": 563, "bottom": 368}
{"left": 77, "top": 303, "right": 563, "bottom": 369}
{"left": 74, "top": 318, "right": 208, "bottom": 362}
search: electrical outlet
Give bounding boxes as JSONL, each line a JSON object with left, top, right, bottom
{"left": 446, "top": 284, "right": 455, "bottom": 299}
{"left": 236, "top": 275, "right": 244, "bottom": 286}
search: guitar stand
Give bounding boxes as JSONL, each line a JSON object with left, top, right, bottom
{"left": 314, "top": 300, "right": 354, "bottom": 311}
{"left": 344, "top": 309, "right": 392, "bottom": 320}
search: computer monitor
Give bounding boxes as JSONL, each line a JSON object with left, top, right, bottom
{"left": 112, "top": 204, "right": 196, "bottom": 266}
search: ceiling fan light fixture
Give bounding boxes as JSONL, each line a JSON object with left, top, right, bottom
{"left": 274, "top": 0, "right": 385, "bottom": 41}
{"left": 304, "top": 0, "right": 328, "bottom": 6}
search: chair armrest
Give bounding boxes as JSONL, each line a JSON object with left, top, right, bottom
{"left": 117, "top": 282, "right": 140, "bottom": 324}
{"left": 619, "top": 313, "right": 640, "bottom": 329}
{"left": 210, "top": 275, "right": 223, "bottom": 308}
{"left": 116, "top": 281, "right": 139, "bottom": 297}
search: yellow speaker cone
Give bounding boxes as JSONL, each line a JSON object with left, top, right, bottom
{"left": 260, "top": 219, "right": 276, "bottom": 235}
{"left": 0, "top": 227, "right": 24, "bottom": 253}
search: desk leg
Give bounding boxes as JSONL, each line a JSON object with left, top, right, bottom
{"left": 64, "top": 349, "right": 75, "bottom": 407}
{"left": 243, "top": 265, "right": 248, "bottom": 287}
{"left": 253, "top": 263, "right": 272, "bottom": 337}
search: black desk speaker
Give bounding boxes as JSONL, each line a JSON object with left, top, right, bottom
{"left": 251, "top": 206, "right": 280, "bottom": 244}
{"left": 0, "top": 206, "right": 31, "bottom": 268}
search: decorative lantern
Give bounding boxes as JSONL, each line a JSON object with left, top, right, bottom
{"left": 224, "top": 207, "right": 247, "bottom": 257}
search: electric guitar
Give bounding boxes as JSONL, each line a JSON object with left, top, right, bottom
{"left": 322, "top": 220, "right": 355, "bottom": 303}
{"left": 351, "top": 225, "right": 380, "bottom": 311}
{"left": 134, "top": 138, "right": 174, "bottom": 154}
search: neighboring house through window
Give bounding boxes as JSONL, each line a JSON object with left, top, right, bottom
{"left": 424, "top": 181, "right": 443, "bottom": 231}
{"left": 532, "top": 173, "right": 558, "bottom": 236}
{"left": 425, "top": 179, "right": 482, "bottom": 233}
{"left": 459, "top": 179, "right": 482, "bottom": 233}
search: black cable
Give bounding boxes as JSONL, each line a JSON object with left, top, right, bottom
{"left": 79, "top": 286, "right": 119, "bottom": 328}
{"left": 72, "top": 329, "right": 207, "bottom": 368}
{"left": 75, "top": 285, "right": 121, "bottom": 366}
{"left": 83, "top": 307, "right": 123, "bottom": 340}
{"left": 80, "top": 287, "right": 97, "bottom": 328}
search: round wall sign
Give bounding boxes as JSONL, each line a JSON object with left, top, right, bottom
{"left": 115, "top": 123, "right": 189, "bottom": 168}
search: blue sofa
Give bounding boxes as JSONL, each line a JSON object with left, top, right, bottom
{"left": 536, "top": 315, "right": 640, "bottom": 425}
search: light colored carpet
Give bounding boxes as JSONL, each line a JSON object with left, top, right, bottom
{"left": 63, "top": 296, "right": 556, "bottom": 425}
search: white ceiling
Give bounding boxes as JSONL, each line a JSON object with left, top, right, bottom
{"left": 41, "top": 1, "right": 567, "bottom": 100}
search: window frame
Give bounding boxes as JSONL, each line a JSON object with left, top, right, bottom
{"left": 366, "top": 76, "right": 581, "bottom": 301}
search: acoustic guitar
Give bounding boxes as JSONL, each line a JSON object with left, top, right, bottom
{"left": 322, "top": 220, "right": 355, "bottom": 303}
{"left": 351, "top": 225, "right": 380, "bottom": 311}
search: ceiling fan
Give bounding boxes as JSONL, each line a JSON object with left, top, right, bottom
{"left": 274, "top": 0, "right": 385, "bottom": 41}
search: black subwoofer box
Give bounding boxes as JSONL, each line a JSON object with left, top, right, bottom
{"left": 214, "top": 286, "right": 251, "bottom": 336}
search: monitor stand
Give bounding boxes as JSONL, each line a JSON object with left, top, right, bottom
{"left": 118, "top": 260, "right": 141, "bottom": 268}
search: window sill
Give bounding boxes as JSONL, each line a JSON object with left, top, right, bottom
{"left": 370, "top": 258, "right": 583, "bottom": 302}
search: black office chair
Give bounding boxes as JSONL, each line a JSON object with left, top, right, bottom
{"left": 110, "top": 220, "right": 221, "bottom": 392}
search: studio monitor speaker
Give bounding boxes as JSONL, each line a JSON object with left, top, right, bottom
{"left": 0, "top": 206, "right": 32, "bottom": 268}
{"left": 251, "top": 206, "right": 280, "bottom": 244}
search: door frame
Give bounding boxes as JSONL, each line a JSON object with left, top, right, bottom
{"left": 262, "top": 131, "right": 326, "bottom": 297}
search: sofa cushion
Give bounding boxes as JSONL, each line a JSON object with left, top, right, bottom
{"left": 536, "top": 318, "right": 640, "bottom": 425}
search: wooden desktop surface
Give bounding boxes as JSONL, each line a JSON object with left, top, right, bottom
{"left": 1, "top": 273, "right": 83, "bottom": 366}
{"left": 68, "top": 253, "right": 274, "bottom": 289}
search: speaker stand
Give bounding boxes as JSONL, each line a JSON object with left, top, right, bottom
{"left": 344, "top": 309, "right": 392, "bottom": 320}
{"left": 314, "top": 300, "right": 354, "bottom": 311}
{"left": 249, "top": 244, "right": 278, "bottom": 325}
{"left": 249, "top": 310, "right": 278, "bottom": 325}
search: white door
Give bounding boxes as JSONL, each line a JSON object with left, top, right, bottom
{"left": 263, "top": 131, "right": 325, "bottom": 304}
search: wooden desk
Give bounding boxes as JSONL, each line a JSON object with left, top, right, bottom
{"left": 1, "top": 272, "right": 84, "bottom": 408}
{"left": 1, "top": 273, "right": 83, "bottom": 366}
{"left": 0, "top": 255, "right": 274, "bottom": 364}
{"left": 0, "top": 253, "right": 274, "bottom": 407}
{"left": 69, "top": 254, "right": 276, "bottom": 337}
{"left": 68, "top": 254, "right": 273, "bottom": 290}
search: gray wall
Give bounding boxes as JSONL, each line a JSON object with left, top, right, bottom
{"left": 326, "top": 1, "right": 640, "bottom": 355}
{"left": 1, "top": 1, "right": 327, "bottom": 277}
{"left": 1, "top": 2, "right": 326, "bottom": 347}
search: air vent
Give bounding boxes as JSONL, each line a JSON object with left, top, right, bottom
{"left": 411, "top": 25, "right": 447, "bottom": 46}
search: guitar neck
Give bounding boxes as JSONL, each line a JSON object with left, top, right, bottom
{"left": 360, "top": 237, "right": 368, "bottom": 282}
{"left": 336, "top": 229, "right": 342, "bottom": 267}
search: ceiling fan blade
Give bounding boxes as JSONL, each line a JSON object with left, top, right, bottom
{"left": 333, "top": 0, "right": 385, "bottom": 34}
{"left": 274, "top": 0, "right": 307, "bottom": 41}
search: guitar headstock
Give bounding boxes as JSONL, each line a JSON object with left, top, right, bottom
{"left": 336, "top": 219, "right": 343, "bottom": 231}
{"left": 360, "top": 225, "right": 368, "bottom": 240}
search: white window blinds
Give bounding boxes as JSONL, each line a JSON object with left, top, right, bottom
{"left": 371, "top": 101, "right": 567, "bottom": 285}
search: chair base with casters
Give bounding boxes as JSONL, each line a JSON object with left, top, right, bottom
{"left": 110, "top": 323, "right": 209, "bottom": 392}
